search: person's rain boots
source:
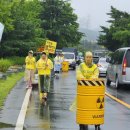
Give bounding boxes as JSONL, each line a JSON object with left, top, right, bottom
{"left": 79, "top": 124, "right": 88, "bottom": 130}
{"left": 95, "top": 125, "right": 100, "bottom": 130}
{"left": 43, "top": 92, "right": 47, "bottom": 101}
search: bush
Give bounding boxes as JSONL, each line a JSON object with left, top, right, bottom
{"left": 8, "top": 56, "right": 25, "bottom": 65}
{"left": 0, "top": 57, "right": 25, "bottom": 72}
{"left": 0, "top": 59, "right": 12, "bottom": 72}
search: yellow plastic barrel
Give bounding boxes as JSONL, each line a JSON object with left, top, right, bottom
{"left": 62, "top": 61, "right": 69, "bottom": 72}
{"left": 76, "top": 79, "right": 105, "bottom": 125}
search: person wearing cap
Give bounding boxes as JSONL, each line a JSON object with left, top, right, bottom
{"left": 77, "top": 51, "right": 99, "bottom": 79}
{"left": 36, "top": 52, "right": 53, "bottom": 100}
{"left": 25, "top": 50, "right": 36, "bottom": 88}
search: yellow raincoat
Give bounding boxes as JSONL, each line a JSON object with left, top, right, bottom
{"left": 25, "top": 56, "right": 36, "bottom": 82}
{"left": 25, "top": 56, "right": 36, "bottom": 70}
{"left": 36, "top": 58, "right": 53, "bottom": 75}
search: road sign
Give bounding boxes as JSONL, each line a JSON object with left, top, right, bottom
{"left": 0, "top": 22, "right": 4, "bottom": 42}
{"left": 44, "top": 40, "right": 57, "bottom": 54}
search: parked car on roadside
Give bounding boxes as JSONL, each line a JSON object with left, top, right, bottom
{"left": 97, "top": 57, "right": 109, "bottom": 77}
{"left": 106, "top": 47, "right": 130, "bottom": 88}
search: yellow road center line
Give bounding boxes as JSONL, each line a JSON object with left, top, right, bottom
{"left": 105, "top": 92, "right": 130, "bottom": 109}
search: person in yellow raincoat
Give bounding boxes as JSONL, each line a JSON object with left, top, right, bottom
{"left": 36, "top": 52, "right": 53, "bottom": 100}
{"left": 77, "top": 51, "right": 99, "bottom": 79}
{"left": 25, "top": 50, "right": 36, "bottom": 88}
{"left": 70, "top": 51, "right": 99, "bottom": 130}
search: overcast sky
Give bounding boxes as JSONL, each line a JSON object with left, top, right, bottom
{"left": 70, "top": 0, "right": 130, "bottom": 30}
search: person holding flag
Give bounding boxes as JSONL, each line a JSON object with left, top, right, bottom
{"left": 36, "top": 52, "right": 53, "bottom": 100}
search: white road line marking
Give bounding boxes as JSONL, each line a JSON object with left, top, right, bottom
{"left": 15, "top": 88, "right": 32, "bottom": 130}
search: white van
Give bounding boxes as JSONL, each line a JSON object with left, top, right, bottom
{"left": 62, "top": 52, "right": 76, "bottom": 70}
{"left": 106, "top": 47, "right": 130, "bottom": 88}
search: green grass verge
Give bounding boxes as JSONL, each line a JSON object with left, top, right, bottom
{"left": 0, "top": 72, "right": 24, "bottom": 108}
{"left": 0, "top": 57, "right": 25, "bottom": 72}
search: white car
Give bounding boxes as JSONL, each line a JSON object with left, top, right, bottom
{"left": 106, "top": 48, "right": 130, "bottom": 88}
{"left": 97, "top": 58, "right": 109, "bottom": 77}
{"left": 62, "top": 52, "right": 76, "bottom": 70}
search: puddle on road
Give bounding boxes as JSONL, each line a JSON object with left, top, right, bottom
{"left": 0, "top": 122, "right": 14, "bottom": 128}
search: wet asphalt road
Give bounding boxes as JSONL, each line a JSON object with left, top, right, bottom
{"left": 106, "top": 83, "right": 130, "bottom": 104}
{"left": 24, "top": 71, "right": 77, "bottom": 130}
{"left": 24, "top": 71, "right": 130, "bottom": 130}
{"left": 1, "top": 71, "right": 130, "bottom": 130}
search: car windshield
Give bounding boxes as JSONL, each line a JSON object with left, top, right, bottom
{"left": 64, "top": 54, "right": 74, "bottom": 59}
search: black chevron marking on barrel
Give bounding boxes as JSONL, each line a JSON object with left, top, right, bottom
{"left": 77, "top": 81, "right": 82, "bottom": 85}
{"left": 102, "top": 81, "right": 105, "bottom": 85}
{"left": 95, "top": 81, "right": 102, "bottom": 86}
{"left": 88, "top": 81, "right": 95, "bottom": 86}
{"left": 82, "top": 80, "right": 89, "bottom": 86}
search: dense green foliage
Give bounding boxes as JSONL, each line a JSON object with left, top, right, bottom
{"left": 98, "top": 6, "right": 130, "bottom": 51}
{"left": 40, "top": 0, "right": 83, "bottom": 48}
{"left": 1, "top": 0, "right": 44, "bottom": 57}
{"left": 7, "top": 56, "right": 25, "bottom": 65}
{"left": 0, "top": 0, "right": 82, "bottom": 57}
{"left": 0, "top": 0, "right": 14, "bottom": 32}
